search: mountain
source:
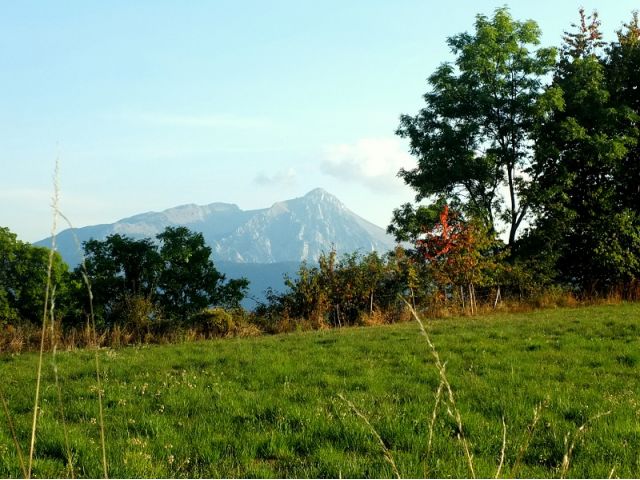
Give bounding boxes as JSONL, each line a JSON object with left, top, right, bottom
{"left": 34, "top": 188, "right": 397, "bottom": 305}
{"left": 36, "top": 188, "right": 395, "bottom": 266}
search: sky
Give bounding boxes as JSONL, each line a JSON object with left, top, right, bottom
{"left": 2, "top": 1, "right": 638, "bottom": 242}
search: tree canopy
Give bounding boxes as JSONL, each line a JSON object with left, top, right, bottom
{"left": 527, "top": 9, "right": 640, "bottom": 292}
{"left": 395, "top": 7, "right": 556, "bottom": 246}
{"left": 0, "top": 227, "right": 71, "bottom": 325}
{"left": 77, "top": 227, "right": 249, "bottom": 325}
{"left": 393, "top": 7, "right": 640, "bottom": 297}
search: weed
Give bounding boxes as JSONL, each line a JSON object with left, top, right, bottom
{"left": 403, "top": 298, "right": 476, "bottom": 478}
{"left": 337, "top": 393, "right": 401, "bottom": 479}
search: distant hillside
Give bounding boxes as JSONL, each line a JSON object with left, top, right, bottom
{"left": 216, "top": 261, "right": 301, "bottom": 309}
{"left": 34, "top": 188, "right": 397, "bottom": 306}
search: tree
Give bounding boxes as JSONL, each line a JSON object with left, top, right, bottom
{"left": 396, "top": 7, "right": 556, "bottom": 246}
{"left": 259, "top": 249, "right": 411, "bottom": 328}
{"left": 416, "top": 205, "right": 504, "bottom": 312}
{"left": 157, "top": 227, "right": 248, "bottom": 318}
{"left": 80, "top": 234, "right": 161, "bottom": 324}
{"left": 1, "top": 227, "right": 71, "bottom": 325}
{"left": 79, "top": 227, "right": 249, "bottom": 326}
{"left": 384, "top": 246, "right": 431, "bottom": 308}
{"left": 607, "top": 11, "right": 640, "bottom": 211}
{"left": 528, "top": 10, "right": 640, "bottom": 293}
{"left": 0, "top": 227, "right": 20, "bottom": 324}
{"left": 388, "top": 199, "right": 447, "bottom": 245}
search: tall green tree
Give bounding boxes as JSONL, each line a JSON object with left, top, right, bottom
{"left": 395, "top": 7, "right": 556, "bottom": 246}
{"left": 387, "top": 199, "right": 447, "bottom": 246}
{"left": 80, "top": 234, "right": 162, "bottom": 323}
{"left": 157, "top": 227, "right": 248, "bottom": 318}
{"left": 529, "top": 10, "right": 640, "bottom": 292}
{"left": 0, "top": 227, "right": 71, "bottom": 325}
{"left": 607, "top": 12, "right": 640, "bottom": 211}
{"left": 79, "top": 227, "right": 248, "bottom": 325}
{"left": 0, "top": 227, "right": 20, "bottom": 324}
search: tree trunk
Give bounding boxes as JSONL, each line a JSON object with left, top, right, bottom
{"left": 468, "top": 283, "right": 477, "bottom": 315}
{"left": 507, "top": 163, "right": 517, "bottom": 247}
{"left": 370, "top": 290, "right": 374, "bottom": 315}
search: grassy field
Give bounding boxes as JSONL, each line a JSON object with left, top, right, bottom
{"left": 0, "top": 303, "right": 639, "bottom": 478}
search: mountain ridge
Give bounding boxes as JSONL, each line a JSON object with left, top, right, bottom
{"left": 35, "top": 188, "right": 396, "bottom": 267}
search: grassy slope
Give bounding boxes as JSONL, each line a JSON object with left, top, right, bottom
{"left": 0, "top": 303, "right": 639, "bottom": 478}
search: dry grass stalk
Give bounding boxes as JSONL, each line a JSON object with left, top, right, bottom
{"left": 0, "top": 384, "right": 27, "bottom": 478}
{"left": 427, "top": 379, "right": 445, "bottom": 460}
{"left": 59, "top": 206, "right": 109, "bottom": 478}
{"left": 511, "top": 400, "right": 545, "bottom": 478}
{"left": 559, "top": 410, "right": 611, "bottom": 479}
{"left": 28, "top": 161, "right": 60, "bottom": 478}
{"left": 337, "top": 393, "right": 401, "bottom": 479}
{"left": 495, "top": 416, "right": 506, "bottom": 478}
{"left": 401, "top": 298, "right": 476, "bottom": 478}
{"left": 49, "top": 289, "right": 75, "bottom": 479}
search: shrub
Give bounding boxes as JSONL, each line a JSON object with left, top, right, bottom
{"left": 195, "top": 308, "right": 235, "bottom": 336}
{"left": 118, "top": 295, "right": 158, "bottom": 338}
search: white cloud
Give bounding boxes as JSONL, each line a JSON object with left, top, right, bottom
{"left": 321, "top": 137, "right": 414, "bottom": 193}
{"left": 253, "top": 168, "right": 297, "bottom": 187}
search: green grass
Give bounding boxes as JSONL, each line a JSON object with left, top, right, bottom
{"left": 1, "top": 303, "right": 639, "bottom": 478}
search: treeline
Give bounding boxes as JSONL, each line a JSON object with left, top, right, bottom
{"left": 256, "top": 208, "right": 556, "bottom": 331}
{"left": 0, "top": 219, "right": 541, "bottom": 347}
{"left": 0, "top": 226, "right": 250, "bottom": 344}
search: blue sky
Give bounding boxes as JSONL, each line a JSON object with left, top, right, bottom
{"left": 2, "top": 1, "right": 638, "bottom": 242}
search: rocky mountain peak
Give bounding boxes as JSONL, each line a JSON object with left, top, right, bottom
{"left": 36, "top": 188, "right": 396, "bottom": 266}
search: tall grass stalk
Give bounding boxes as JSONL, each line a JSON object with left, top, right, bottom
{"left": 27, "top": 161, "right": 60, "bottom": 478}
{"left": 49, "top": 287, "right": 75, "bottom": 478}
{"left": 426, "top": 379, "right": 444, "bottom": 460}
{"left": 495, "top": 416, "right": 506, "bottom": 478}
{"left": 58, "top": 209, "right": 109, "bottom": 478}
{"left": 511, "top": 400, "right": 545, "bottom": 478}
{"left": 26, "top": 160, "right": 107, "bottom": 478}
{"left": 560, "top": 410, "right": 611, "bottom": 478}
{"left": 337, "top": 393, "right": 401, "bottom": 479}
{"left": 401, "top": 298, "right": 476, "bottom": 478}
{"left": 0, "top": 384, "right": 27, "bottom": 478}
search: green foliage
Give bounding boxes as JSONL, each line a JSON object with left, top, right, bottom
{"left": 77, "top": 227, "right": 249, "bottom": 327}
{"left": 396, "top": 7, "right": 640, "bottom": 296}
{"left": 387, "top": 199, "right": 446, "bottom": 244}
{"left": 528, "top": 10, "right": 640, "bottom": 293}
{"left": 260, "top": 250, "right": 411, "bottom": 327}
{"left": 1, "top": 304, "right": 638, "bottom": 477}
{"left": 0, "top": 227, "right": 21, "bottom": 325}
{"left": 397, "top": 7, "right": 556, "bottom": 245}
{"left": 192, "top": 307, "right": 235, "bottom": 336}
{"left": 80, "top": 234, "right": 161, "bottom": 325}
{"left": 156, "top": 227, "right": 225, "bottom": 319}
{"left": 0, "top": 226, "right": 71, "bottom": 326}
{"left": 607, "top": 12, "right": 640, "bottom": 212}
